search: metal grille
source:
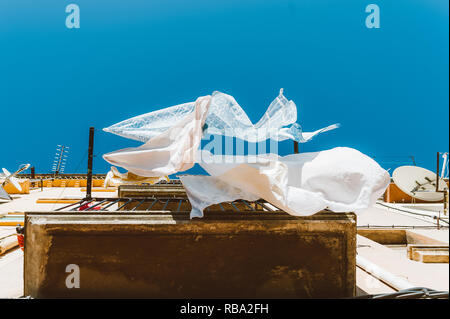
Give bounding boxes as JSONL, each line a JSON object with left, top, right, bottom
{"left": 18, "top": 173, "right": 107, "bottom": 180}
{"left": 55, "top": 197, "right": 278, "bottom": 213}
{"left": 155, "top": 179, "right": 182, "bottom": 185}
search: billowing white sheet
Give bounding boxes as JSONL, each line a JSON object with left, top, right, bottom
{"left": 102, "top": 90, "right": 339, "bottom": 176}
{"left": 204, "top": 91, "right": 339, "bottom": 143}
{"left": 103, "top": 90, "right": 339, "bottom": 144}
{"left": 103, "top": 95, "right": 211, "bottom": 177}
{"left": 180, "top": 147, "right": 390, "bottom": 218}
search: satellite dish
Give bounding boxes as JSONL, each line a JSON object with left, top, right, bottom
{"left": 8, "top": 176, "right": 22, "bottom": 192}
{"left": 393, "top": 166, "right": 447, "bottom": 202}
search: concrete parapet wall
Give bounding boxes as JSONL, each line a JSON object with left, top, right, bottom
{"left": 24, "top": 211, "right": 356, "bottom": 298}
{"left": 358, "top": 229, "right": 448, "bottom": 246}
{"left": 30, "top": 179, "right": 104, "bottom": 188}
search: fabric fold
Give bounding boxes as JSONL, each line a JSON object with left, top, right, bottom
{"left": 180, "top": 147, "right": 390, "bottom": 219}
{"left": 103, "top": 95, "right": 211, "bottom": 177}
{"left": 103, "top": 89, "right": 339, "bottom": 144}
{"left": 102, "top": 90, "right": 340, "bottom": 177}
{"left": 103, "top": 166, "right": 169, "bottom": 187}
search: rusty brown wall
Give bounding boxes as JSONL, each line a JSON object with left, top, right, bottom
{"left": 24, "top": 211, "right": 356, "bottom": 299}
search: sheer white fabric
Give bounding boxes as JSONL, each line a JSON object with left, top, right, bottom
{"left": 102, "top": 90, "right": 340, "bottom": 177}
{"left": 101, "top": 91, "right": 389, "bottom": 218}
{"left": 103, "top": 90, "right": 339, "bottom": 144}
{"left": 104, "top": 102, "right": 196, "bottom": 143}
{"left": 103, "top": 95, "right": 211, "bottom": 177}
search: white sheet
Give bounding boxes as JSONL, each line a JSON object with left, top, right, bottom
{"left": 102, "top": 90, "right": 339, "bottom": 177}
{"left": 180, "top": 147, "right": 390, "bottom": 218}
{"left": 103, "top": 90, "right": 339, "bottom": 144}
{"left": 103, "top": 95, "right": 211, "bottom": 177}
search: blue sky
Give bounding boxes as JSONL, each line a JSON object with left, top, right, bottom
{"left": 0, "top": 0, "right": 448, "bottom": 175}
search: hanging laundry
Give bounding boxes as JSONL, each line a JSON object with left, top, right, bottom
{"left": 103, "top": 90, "right": 338, "bottom": 143}
{"left": 204, "top": 90, "right": 339, "bottom": 143}
{"left": 180, "top": 147, "right": 390, "bottom": 219}
{"left": 103, "top": 95, "right": 211, "bottom": 177}
{"left": 103, "top": 90, "right": 339, "bottom": 176}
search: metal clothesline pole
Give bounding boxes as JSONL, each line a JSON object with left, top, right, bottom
{"left": 294, "top": 141, "right": 299, "bottom": 154}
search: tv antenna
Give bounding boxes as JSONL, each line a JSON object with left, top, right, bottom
{"left": 52, "top": 145, "right": 69, "bottom": 177}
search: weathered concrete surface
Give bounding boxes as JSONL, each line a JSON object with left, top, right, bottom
{"left": 24, "top": 211, "right": 356, "bottom": 299}
{"left": 357, "top": 229, "right": 407, "bottom": 245}
{"left": 357, "top": 235, "right": 449, "bottom": 291}
{"left": 357, "top": 204, "right": 439, "bottom": 227}
{"left": 407, "top": 229, "right": 449, "bottom": 245}
{"left": 407, "top": 245, "right": 449, "bottom": 259}
{"left": 411, "top": 248, "right": 449, "bottom": 263}
{"left": 357, "top": 229, "right": 448, "bottom": 246}
{"left": 0, "top": 227, "right": 19, "bottom": 255}
{"left": 0, "top": 227, "right": 17, "bottom": 239}
{"left": 0, "top": 248, "right": 23, "bottom": 298}
{"left": 0, "top": 235, "right": 18, "bottom": 255}
{"left": 0, "top": 188, "right": 116, "bottom": 216}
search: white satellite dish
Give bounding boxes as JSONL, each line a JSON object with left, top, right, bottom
{"left": 392, "top": 166, "right": 447, "bottom": 202}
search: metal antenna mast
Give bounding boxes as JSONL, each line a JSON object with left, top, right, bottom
{"left": 52, "top": 145, "right": 69, "bottom": 177}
